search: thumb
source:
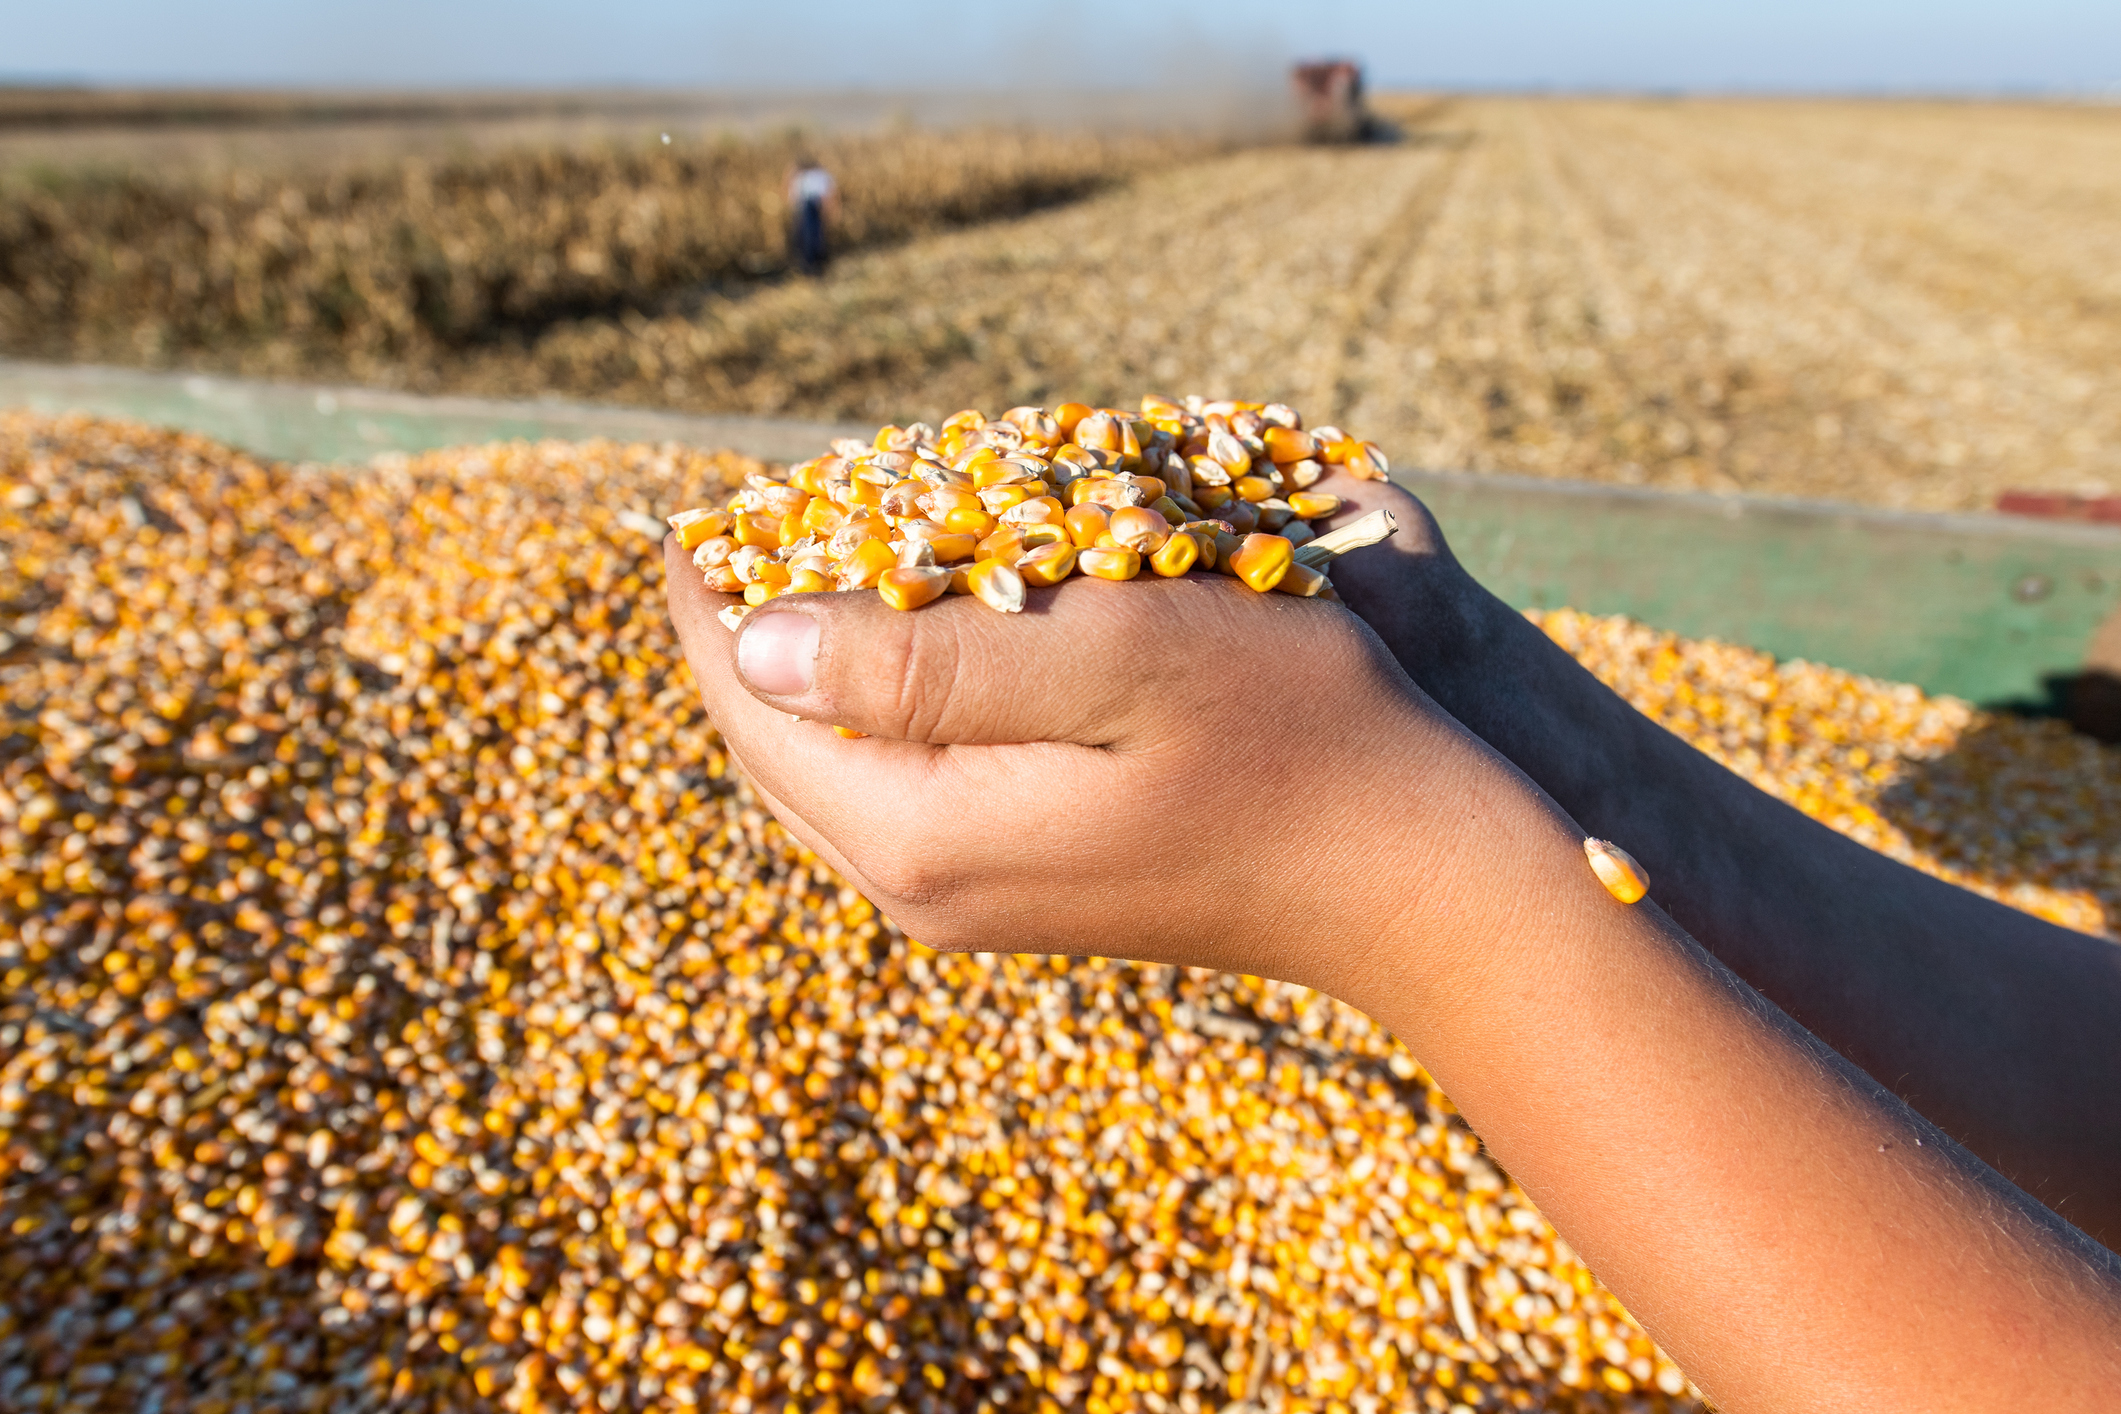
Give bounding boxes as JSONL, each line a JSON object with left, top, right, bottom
{"left": 730, "top": 579, "right": 1239, "bottom": 745}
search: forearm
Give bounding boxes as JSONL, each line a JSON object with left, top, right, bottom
{"left": 1341, "top": 525, "right": 2121, "bottom": 1244}
{"left": 1351, "top": 769, "right": 2121, "bottom": 1411}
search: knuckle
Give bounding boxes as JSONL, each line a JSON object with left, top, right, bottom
{"left": 868, "top": 608, "right": 962, "bottom": 741}
{"left": 856, "top": 842, "right": 965, "bottom": 917}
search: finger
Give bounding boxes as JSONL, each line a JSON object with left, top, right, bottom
{"left": 666, "top": 533, "right": 952, "bottom": 832}
{"left": 727, "top": 573, "right": 1339, "bottom": 746}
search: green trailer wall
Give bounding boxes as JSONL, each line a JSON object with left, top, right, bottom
{"left": 6, "top": 360, "right": 2118, "bottom": 712}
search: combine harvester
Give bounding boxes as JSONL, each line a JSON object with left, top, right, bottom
{"left": 1290, "top": 59, "right": 1383, "bottom": 143}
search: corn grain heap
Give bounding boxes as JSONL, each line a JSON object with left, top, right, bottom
{"left": 3, "top": 414, "right": 2117, "bottom": 1414}
{"left": 673, "top": 399, "right": 1394, "bottom": 636}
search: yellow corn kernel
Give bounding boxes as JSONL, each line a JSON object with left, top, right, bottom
{"left": 743, "top": 582, "right": 783, "bottom": 607}
{"left": 1116, "top": 418, "right": 1145, "bottom": 468}
{"left": 1064, "top": 503, "right": 1111, "bottom": 548}
{"left": 1229, "top": 533, "right": 1293, "bottom": 592}
{"left": 1017, "top": 542, "right": 1078, "bottom": 586}
{"left": 1287, "top": 491, "right": 1342, "bottom": 520}
{"left": 918, "top": 485, "right": 983, "bottom": 521}
{"left": 802, "top": 497, "right": 848, "bottom": 537}
{"left": 1004, "top": 406, "right": 1062, "bottom": 448}
{"left": 828, "top": 515, "right": 894, "bottom": 556}
{"left": 1079, "top": 547, "right": 1142, "bottom": 581}
{"left": 751, "top": 560, "right": 792, "bottom": 588}
{"left": 877, "top": 566, "right": 951, "bottom": 611}
{"left": 1263, "top": 426, "right": 1318, "bottom": 464}
{"left": 1194, "top": 484, "right": 1235, "bottom": 512}
{"left": 787, "top": 568, "right": 832, "bottom": 594}
{"left": 964, "top": 560, "right": 1027, "bottom": 613}
{"left": 1082, "top": 477, "right": 1150, "bottom": 510}
{"left": 927, "top": 533, "right": 979, "bottom": 564}
{"left": 1073, "top": 410, "right": 1123, "bottom": 454}
{"left": 1585, "top": 839, "right": 1651, "bottom": 904}
{"left": 690, "top": 535, "right": 738, "bottom": 570}
{"left": 1107, "top": 506, "right": 1170, "bottom": 554}
{"left": 1206, "top": 429, "right": 1252, "bottom": 475}
{"left": 1001, "top": 495, "right": 1066, "bottom": 527}
{"left": 703, "top": 564, "right": 746, "bottom": 594}
{"left": 734, "top": 512, "right": 782, "bottom": 549}
{"left": 1178, "top": 522, "right": 1222, "bottom": 569}
{"left": 1283, "top": 458, "right": 1326, "bottom": 490}
{"left": 1346, "top": 441, "right": 1391, "bottom": 481}
{"left": 943, "top": 507, "right": 1000, "bottom": 537}
{"left": 1233, "top": 474, "right": 1276, "bottom": 504}
{"left": 976, "top": 526, "right": 1028, "bottom": 566}
{"left": 670, "top": 508, "right": 732, "bottom": 550}
{"left": 1271, "top": 561, "right": 1329, "bottom": 597}
{"left": 1149, "top": 530, "right": 1199, "bottom": 577}
{"left": 836, "top": 538, "right": 898, "bottom": 590}
{"left": 1053, "top": 401, "right": 1094, "bottom": 437}
{"left": 1020, "top": 522, "right": 1069, "bottom": 548}
{"left": 978, "top": 484, "right": 1031, "bottom": 513}
{"left": 971, "top": 459, "right": 1030, "bottom": 489}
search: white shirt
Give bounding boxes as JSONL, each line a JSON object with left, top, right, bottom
{"left": 789, "top": 168, "right": 836, "bottom": 204}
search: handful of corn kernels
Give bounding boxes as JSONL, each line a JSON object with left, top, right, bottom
{"left": 671, "top": 395, "right": 1397, "bottom": 627}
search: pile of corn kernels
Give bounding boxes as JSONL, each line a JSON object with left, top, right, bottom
{"left": 680, "top": 399, "right": 1391, "bottom": 631}
{"left": 2, "top": 413, "right": 2115, "bottom": 1414}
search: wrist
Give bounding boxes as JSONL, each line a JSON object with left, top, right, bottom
{"left": 1289, "top": 710, "right": 1591, "bottom": 1021}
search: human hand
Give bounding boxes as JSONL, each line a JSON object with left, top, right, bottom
{"left": 664, "top": 534, "right": 1519, "bottom": 996}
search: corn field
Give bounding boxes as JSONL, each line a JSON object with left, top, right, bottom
{"left": 0, "top": 125, "right": 1224, "bottom": 381}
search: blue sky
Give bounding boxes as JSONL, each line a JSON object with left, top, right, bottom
{"left": 12, "top": 1, "right": 2120, "bottom": 92}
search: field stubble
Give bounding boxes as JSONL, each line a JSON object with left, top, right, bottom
{"left": 505, "top": 96, "right": 2121, "bottom": 511}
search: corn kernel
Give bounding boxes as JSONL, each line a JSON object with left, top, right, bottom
{"left": 1585, "top": 839, "right": 1652, "bottom": 904}
{"left": 964, "top": 559, "right": 1028, "bottom": 613}
{"left": 1107, "top": 506, "right": 1172, "bottom": 554}
{"left": 877, "top": 565, "right": 952, "bottom": 611}
{"left": 1229, "top": 533, "right": 1294, "bottom": 592}
{"left": 1079, "top": 546, "right": 1143, "bottom": 581}
{"left": 1149, "top": 530, "right": 1199, "bottom": 577}
{"left": 1018, "top": 541, "right": 1078, "bottom": 586}
{"left": 837, "top": 538, "right": 899, "bottom": 590}
{"left": 1065, "top": 502, "right": 1112, "bottom": 548}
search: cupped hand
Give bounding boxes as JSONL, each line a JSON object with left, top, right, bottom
{"left": 1302, "top": 466, "right": 1500, "bottom": 681}
{"left": 664, "top": 534, "right": 1516, "bottom": 994}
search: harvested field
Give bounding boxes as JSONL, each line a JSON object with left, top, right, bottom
{"left": 501, "top": 97, "right": 2121, "bottom": 512}
{"left": 5, "top": 97, "right": 2116, "bottom": 509}
{"left": 3, "top": 414, "right": 2117, "bottom": 1414}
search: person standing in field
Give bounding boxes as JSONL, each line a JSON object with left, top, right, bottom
{"left": 786, "top": 156, "right": 839, "bottom": 276}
